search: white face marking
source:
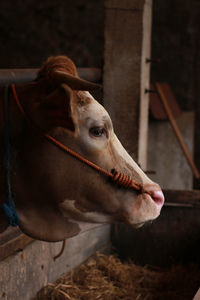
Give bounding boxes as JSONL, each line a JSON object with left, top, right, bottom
{"left": 76, "top": 92, "right": 112, "bottom": 153}
{"left": 110, "top": 134, "right": 155, "bottom": 186}
{"left": 75, "top": 91, "right": 154, "bottom": 186}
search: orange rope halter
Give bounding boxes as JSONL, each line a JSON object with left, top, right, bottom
{"left": 11, "top": 84, "right": 143, "bottom": 192}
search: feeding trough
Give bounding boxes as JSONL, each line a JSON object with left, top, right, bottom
{"left": 35, "top": 189, "right": 200, "bottom": 300}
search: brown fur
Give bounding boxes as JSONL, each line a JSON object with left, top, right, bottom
{"left": 0, "top": 55, "right": 164, "bottom": 242}
{"left": 75, "top": 91, "right": 92, "bottom": 106}
{"left": 37, "top": 55, "right": 78, "bottom": 80}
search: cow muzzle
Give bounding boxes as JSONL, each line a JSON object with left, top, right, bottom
{"left": 121, "top": 183, "right": 165, "bottom": 227}
{"left": 142, "top": 183, "right": 165, "bottom": 212}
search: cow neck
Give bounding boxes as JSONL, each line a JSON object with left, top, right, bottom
{"left": 11, "top": 84, "right": 143, "bottom": 193}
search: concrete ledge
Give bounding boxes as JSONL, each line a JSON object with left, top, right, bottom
{"left": 0, "top": 224, "right": 111, "bottom": 300}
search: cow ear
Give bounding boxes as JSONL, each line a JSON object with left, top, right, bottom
{"left": 37, "top": 84, "right": 75, "bottom": 132}
{"left": 37, "top": 55, "right": 102, "bottom": 91}
{"left": 47, "top": 71, "right": 102, "bottom": 91}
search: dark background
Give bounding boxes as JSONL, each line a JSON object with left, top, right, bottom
{"left": 0, "top": 0, "right": 104, "bottom": 68}
{"left": 151, "top": 0, "right": 200, "bottom": 112}
{"left": 0, "top": 0, "right": 199, "bottom": 111}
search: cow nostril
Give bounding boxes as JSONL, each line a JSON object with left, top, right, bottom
{"left": 150, "top": 190, "right": 165, "bottom": 207}
{"left": 142, "top": 184, "right": 165, "bottom": 207}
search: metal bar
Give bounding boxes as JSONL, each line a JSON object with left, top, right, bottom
{"left": 0, "top": 68, "right": 102, "bottom": 85}
{"left": 164, "top": 202, "right": 194, "bottom": 208}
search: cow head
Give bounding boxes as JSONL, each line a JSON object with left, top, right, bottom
{"left": 1, "top": 56, "right": 164, "bottom": 241}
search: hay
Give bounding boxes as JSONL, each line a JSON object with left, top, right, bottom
{"left": 36, "top": 253, "right": 200, "bottom": 300}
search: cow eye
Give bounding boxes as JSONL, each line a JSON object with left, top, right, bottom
{"left": 89, "top": 127, "right": 106, "bottom": 137}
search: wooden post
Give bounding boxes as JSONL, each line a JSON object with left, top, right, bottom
{"left": 104, "top": 0, "right": 152, "bottom": 164}
{"left": 138, "top": 0, "right": 152, "bottom": 170}
{"left": 194, "top": 36, "right": 200, "bottom": 188}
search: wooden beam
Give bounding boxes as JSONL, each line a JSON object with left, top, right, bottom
{"left": 104, "top": 0, "right": 148, "bottom": 159}
{"left": 0, "top": 228, "right": 33, "bottom": 261}
{"left": 194, "top": 49, "right": 200, "bottom": 188}
{"left": 163, "top": 189, "right": 200, "bottom": 206}
{"left": 156, "top": 82, "right": 200, "bottom": 179}
{"left": 0, "top": 223, "right": 108, "bottom": 262}
{"left": 138, "top": 0, "right": 153, "bottom": 170}
{"left": 0, "top": 68, "right": 102, "bottom": 85}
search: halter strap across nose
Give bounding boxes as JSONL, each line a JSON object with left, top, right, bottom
{"left": 11, "top": 84, "right": 143, "bottom": 193}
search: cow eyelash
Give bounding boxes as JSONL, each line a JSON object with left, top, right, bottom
{"left": 89, "top": 126, "right": 107, "bottom": 138}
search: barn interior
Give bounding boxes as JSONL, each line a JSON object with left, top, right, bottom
{"left": 0, "top": 0, "right": 200, "bottom": 299}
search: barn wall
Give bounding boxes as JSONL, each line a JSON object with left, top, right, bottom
{"left": 148, "top": 112, "right": 194, "bottom": 190}
{"left": 149, "top": 0, "right": 200, "bottom": 187}
{"left": 0, "top": 0, "right": 104, "bottom": 68}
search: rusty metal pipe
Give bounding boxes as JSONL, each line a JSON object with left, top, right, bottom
{"left": 0, "top": 68, "right": 102, "bottom": 85}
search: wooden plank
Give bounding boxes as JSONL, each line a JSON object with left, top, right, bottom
{"left": 163, "top": 189, "right": 200, "bottom": 206}
{"left": 194, "top": 64, "right": 200, "bottom": 188}
{"left": 0, "top": 68, "right": 102, "bottom": 85}
{"left": 0, "top": 227, "right": 33, "bottom": 261}
{"left": 149, "top": 83, "right": 182, "bottom": 120}
{"left": 0, "top": 224, "right": 111, "bottom": 300}
{"left": 138, "top": 0, "right": 152, "bottom": 170}
{"left": 0, "top": 223, "right": 107, "bottom": 262}
{"left": 0, "top": 233, "right": 33, "bottom": 261}
{"left": 0, "top": 227, "right": 21, "bottom": 245}
{"left": 148, "top": 112, "right": 194, "bottom": 190}
{"left": 156, "top": 82, "right": 200, "bottom": 179}
{"left": 104, "top": 0, "right": 146, "bottom": 159}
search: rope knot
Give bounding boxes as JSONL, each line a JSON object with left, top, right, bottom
{"left": 111, "top": 169, "right": 142, "bottom": 191}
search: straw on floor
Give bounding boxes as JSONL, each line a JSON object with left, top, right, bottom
{"left": 36, "top": 252, "right": 200, "bottom": 300}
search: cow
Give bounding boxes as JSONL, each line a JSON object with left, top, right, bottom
{"left": 0, "top": 56, "right": 164, "bottom": 242}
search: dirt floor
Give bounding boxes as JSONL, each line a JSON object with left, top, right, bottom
{"left": 36, "top": 252, "right": 200, "bottom": 300}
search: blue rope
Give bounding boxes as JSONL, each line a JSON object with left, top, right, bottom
{"left": 2, "top": 202, "right": 19, "bottom": 227}
{"left": 1, "top": 85, "right": 20, "bottom": 226}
